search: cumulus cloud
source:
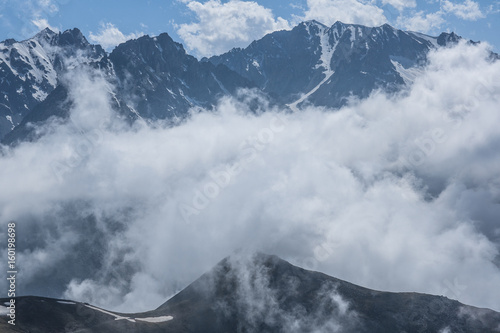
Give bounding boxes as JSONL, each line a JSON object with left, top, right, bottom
{"left": 441, "top": 0, "right": 484, "bottom": 21}
{"left": 0, "top": 41, "right": 500, "bottom": 316}
{"left": 0, "top": 0, "right": 60, "bottom": 39}
{"left": 31, "top": 17, "right": 58, "bottom": 32}
{"left": 397, "top": 0, "right": 484, "bottom": 33}
{"left": 397, "top": 10, "right": 445, "bottom": 33}
{"left": 381, "top": 0, "right": 416, "bottom": 11}
{"left": 302, "top": 0, "right": 387, "bottom": 27}
{"left": 36, "top": 0, "right": 58, "bottom": 14}
{"left": 89, "top": 23, "right": 145, "bottom": 51}
{"left": 176, "top": 0, "right": 291, "bottom": 57}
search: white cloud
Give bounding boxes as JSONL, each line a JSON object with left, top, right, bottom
{"left": 36, "top": 0, "right": 58, "bottom": 14}
{"left": 1, "top": 0, "right": 60, "bottom": 39}
{"left": 89, "top": 23, "right": 144, "bottom": 51}
{"left": 31, "top": 18, "right": 58, "bottom": 32}
{"left": 1, "top": 42, "right": 500, "bottom": 315}
{"left": 303, "top": 0, "right": 387, "bottom": 27}
{"left": 397, "top": 10, "right": 445, "bottom": 32}
{"left": 395, "top": 0, "right": 484, "bottom": 33}
{"left": 176, "top": 0, "right": 291, "bottom": 57}
{"left": 441, "top": 0, "right": 484, "bottom": 20}
{"left": 381, "top": 0, "right": 416, "bottom": 11}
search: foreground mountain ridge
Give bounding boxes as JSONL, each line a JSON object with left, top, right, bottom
{"left": 0, "top": 20, "right": 489, "bottom": 144}
{"left": 1, "top": 253, "right": 500, "bottom": 332}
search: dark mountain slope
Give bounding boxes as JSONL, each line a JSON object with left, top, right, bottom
{"left": 1, "top": 22, "right": 495, "bottom": 145}
{"left": 109, "top": 33, "right": 255, "bottom": 120}
{"left": 1, "top": 31, "right": 255, "bottom": 145}
{"left": 0, "top": 28, "right": 106, "bottom": 139}
{"left": 207, "top": 21, "right": 491, "bottom": 110}
{"left": 2, "top": 253, "right": 499, "bottom": 332}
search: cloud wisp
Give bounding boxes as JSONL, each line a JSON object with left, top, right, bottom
{"left": 396, "top": 0, "right": 485, "bottom": 33}
{"left": 204, "top": 253, "right": 363, "bottom": 332}
{"left": 89, "top": 23, "right": 145, "bottom": 51}
{"left": 302, "top": 0, "right": 387, "bottom": 26}
{"left": 0, "top": 41, "right": 499, "bottom": 315}
{"left": 0, "top": 0, "right": 62, "bottom": 40}
{"left": 441, "top": 0, "right": 484, "bottom": 21}
{"left": 176, "top": 0, "right": 290, "bottom": 57}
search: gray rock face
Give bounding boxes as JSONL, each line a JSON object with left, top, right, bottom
{"left": 208, "top": 20, "right": 436, "bottom": 109}
{"left": 2, "top": 253, "right": 500, "bottom": 332}
{"left": 1, "top": 30, "right": 254, "bottom": 145}
{"left": 109, "top": 33, "right": 255, "bottom": 120}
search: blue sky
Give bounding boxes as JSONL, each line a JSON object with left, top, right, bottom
{"left": 0, "top": 0, "right": 499, "bottom": 57}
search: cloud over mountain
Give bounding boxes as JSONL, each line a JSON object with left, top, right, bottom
{"left": 176, "top": 0, "right": 290, "bottom": 57}
{"left": 0, "top": 39, "right": 499, "bottom": 315}
{"left": 302, "top": 0, "right": 387, "bottom": 26}
{"left": 89, "top": 23, "right": 145, "bottom": 51}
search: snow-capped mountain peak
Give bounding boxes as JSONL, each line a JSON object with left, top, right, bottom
{"left": 1, "top": 21, "right": 495, "bottom": 144}
{"left": 0, "top": 28, "right": 107, "bottom": 139}
{"left": 209, "top": 21, "right": 435, "bottom": 109}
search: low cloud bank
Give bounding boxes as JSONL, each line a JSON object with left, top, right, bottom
{"left": 0, "top": 41, "right": 499, "bottom": 313}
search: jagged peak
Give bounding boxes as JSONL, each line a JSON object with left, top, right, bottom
{"left": 31, "top": 27, "right": 92, "bottom": 48}
{"left": 2, "top": 38, "right": 17, "bottom": 46}
{"left": 332, "top": 20, "right": 347, "bottom": 27}
{"left": 206, "top": 252, "right": 306, "bottom": 282}
{"left": 381, "top": 23, "right": 396, "bottom": 30}
{"left": 110, "top": 34, "right": 147, "bottom": 54}
{"left": 301, "top": 19, "right": 328, "bottom": 28}
{"left": 112, "top": 32, "right": 185, "bottom": 54}
{"left": 35, "top": 27, "right": 57, "bottom": 38}
{"left": 156, "top": 33, "right": 183, "bottom": 48}
{"left": 58, "top": 28, "right": 87, "bottom": 42}
{"left": 31, "top": 27, "right": 57, "bottom": 44}
{"left": 437, "top": 31, "right": 461, "bottom": 46}
{"left": 61, "top": 27, "right": 83, "bottom": 37}
{"left": 223, "top": 251, "right": 283, "bottom": 266}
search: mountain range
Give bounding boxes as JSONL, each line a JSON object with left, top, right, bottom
{"left": 0, "top": 28, "right": 107, "bottom": 142}
{"left": 1, "top": 253, "right": 500, "bottom": 332}
{"left": 0, "top": 20, "right": 486, "bottom": 145}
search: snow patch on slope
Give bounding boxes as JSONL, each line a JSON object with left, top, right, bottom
{"left": 316, "top": 26, "right": 336, "bottom": 77}
{"left": 57, "top": 301, "right": 76, "bottom": 305}
{"left": 5, "top": 115, "right": 14, "bottom": 129}
{"left": 135, "top": 316, "right": 173, "bottom": 323}
{"left": 408, "top": 32, "right": 439, "bottom": 48}
{"left": 85, "top": 304, "right": 137, "bottom": 322}
{"left": 84, "top": 304, "right": 173, "bottom": 324}
{"left": 391, "top": 59, "right": 423, "bottom": 85}
{"left": 289, "top": 24, "right": 337, "bottom": 112}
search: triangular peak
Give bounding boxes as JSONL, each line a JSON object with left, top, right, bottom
{"left": 300, "top": 19, "right": 328, "bottom": 28}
